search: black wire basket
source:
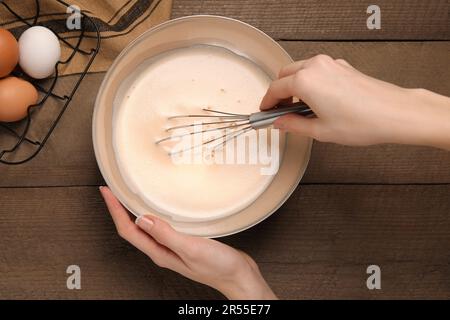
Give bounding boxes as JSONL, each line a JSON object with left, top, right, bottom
{"left": 0, "top": 0, "right": 100, "bottom": 165}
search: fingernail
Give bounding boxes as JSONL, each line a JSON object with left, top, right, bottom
{"left": 135, "top": 215, "right": 154, "bottom": 230}
{"left": 99, "top": 186, "right": 104, "bottom": 191}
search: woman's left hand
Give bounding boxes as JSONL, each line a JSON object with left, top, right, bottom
{"left": 100, "top": 186, "right": 276, "bottom": 300}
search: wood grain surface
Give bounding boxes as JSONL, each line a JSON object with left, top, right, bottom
{"left": 0, "top": 185, "right": 449, "bottom": 299}
{"left": 1, "top": 41, "right": 449, "bottom": 187}
{"left": 172, "top": 0, "right": 450, "bottom": 40}
{"left": 1, "top": 0, "right": 449, "bottom": 300}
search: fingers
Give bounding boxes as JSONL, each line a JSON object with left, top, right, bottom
{"left": 278, "top": 59, "right": 309, "bottom": 78}
{"left": 261, "top": 55, "right": 354, "bottom": 111}
{"left": 260, "top": 75, "right": 295, "bottom": 110}
{"left": 273, "top": 114, "right": 320, "bottom": 138}
{"left": 335, "top": 58, "right": 354, "bottom": 69}
{"left": 135, "top": 214, "right": 194, "bottom": 258}
{"left": 101, "top": 186, "right": 133, "bottom": 229}
{"left": 100, "top": 187, "right": 184, "bottom": 270}
{"left": 279, "top": 57, "right": 353, "bottom": 79}
{"left": 100, "top": 186, "right": 159, "bottom": 253}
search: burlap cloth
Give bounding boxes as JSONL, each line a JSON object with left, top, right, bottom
{"left": 0, "top": 0, "right": 173, "bottom": 75}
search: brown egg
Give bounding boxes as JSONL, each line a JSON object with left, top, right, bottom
{"left": 0, "top": 77, "right": 39, "bottom": 122}
{"left": 0, "top": 29, "right": 19, "bottom": 78}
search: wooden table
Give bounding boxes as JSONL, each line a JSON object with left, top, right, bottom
{"left": 1, "top": 0, "right": 449, "bottom": 299}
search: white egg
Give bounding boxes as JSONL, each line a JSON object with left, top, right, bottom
{"left": 19, "top": 26, "right": 61, "bottom": 79}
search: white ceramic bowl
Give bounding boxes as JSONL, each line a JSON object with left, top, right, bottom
{"left": 93, "top": 15, "right": 312, "bottom": 237}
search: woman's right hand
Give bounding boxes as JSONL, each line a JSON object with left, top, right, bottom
{"left": 260, "top": 54, "right": 450, "bottom": 150}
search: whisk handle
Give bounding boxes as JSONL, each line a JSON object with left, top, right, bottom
{"left": 249, "top": 102, "right": 314, "bottom": 129}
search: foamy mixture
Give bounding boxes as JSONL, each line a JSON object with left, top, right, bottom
{"left": 113, "top": 45, "right": 277, "bottom": 221}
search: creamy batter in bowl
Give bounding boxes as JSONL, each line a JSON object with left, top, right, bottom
{"left": 93, "top": 15, "right": 312, "bottom": 237}
{"left": 113, "top": 45, "right": 280, "bottom": 222}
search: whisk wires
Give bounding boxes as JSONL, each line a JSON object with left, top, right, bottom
{"left": 155, "top": 108, "right": 255, "bottom": 156}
